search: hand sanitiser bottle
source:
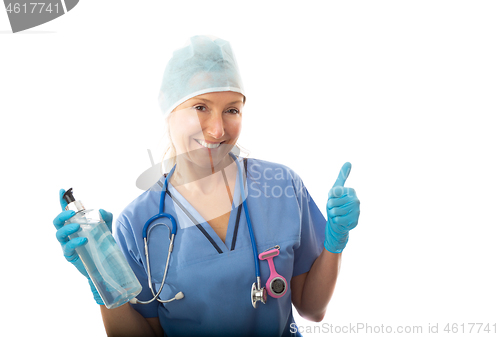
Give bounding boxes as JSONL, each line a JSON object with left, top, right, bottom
{"left": 63, "top": 188, "right": 142, "bottom": 309}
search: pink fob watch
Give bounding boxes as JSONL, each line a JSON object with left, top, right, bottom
{"left": 258, "top": 247, "right": 288, "bottom": 298}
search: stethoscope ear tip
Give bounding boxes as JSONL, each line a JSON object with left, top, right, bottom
{"left": 175, "top": 292, "right": 185, "bottom": 300}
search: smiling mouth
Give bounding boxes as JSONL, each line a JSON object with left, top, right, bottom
{"left": 195, "top": 139, "right": 225, "bottom": 149}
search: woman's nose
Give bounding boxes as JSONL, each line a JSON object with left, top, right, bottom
{"left": 204, "top": 113, "right": 225, "bottom": 139}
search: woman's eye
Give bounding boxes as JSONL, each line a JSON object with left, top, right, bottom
{"left": 226, "top": 108, "right": 240, "bottom": 114}
{"left": 194, "top": 105, "right": 207, "bottom": 112}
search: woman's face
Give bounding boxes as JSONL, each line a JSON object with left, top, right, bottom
{"left": 169, "top": 91, "right": 244, "bottom": 170}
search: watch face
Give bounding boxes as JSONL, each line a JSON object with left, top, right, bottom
{"left": 270, "top": 277, "right": 286, "bottom": 296}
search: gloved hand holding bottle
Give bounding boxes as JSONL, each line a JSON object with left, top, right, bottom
{"left": 54, "top": 188, "right": 142, "bottom": 309}
{"left": 53, "top": 189, "right": 112, "bottom": 305}
{"left": 324, "top": 162, "right": 361, "bottom": 253}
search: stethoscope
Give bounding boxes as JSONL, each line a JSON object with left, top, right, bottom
{"left": 130, "top": 152, "right": 287, "bottom": 308}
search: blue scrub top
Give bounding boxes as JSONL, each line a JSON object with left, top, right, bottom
{"left": 114, "top": 157, "right": 326, "bottom": 337}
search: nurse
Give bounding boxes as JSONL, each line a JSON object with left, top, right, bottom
{"left": 53, "top": 35, "right": 361, "bottom": 337}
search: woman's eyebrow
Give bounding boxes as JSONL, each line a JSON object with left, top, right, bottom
{"left": 193, "top": 98, "right": 243, "bottom": 105}
{"left": 194, "top": 98, "right": 212, "bottom": 103}
{"left": 227, "top": 100, "right": 244, "bottom": 105}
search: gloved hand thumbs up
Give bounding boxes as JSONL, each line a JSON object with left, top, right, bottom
{"left": 324, "top": 162, "right": 360, "bottom": 254}
{"left": 328, "top": 162, "right": 351, "bottom": 198}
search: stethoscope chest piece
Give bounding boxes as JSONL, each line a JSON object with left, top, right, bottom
{"left": 251, "top": 280, "right": 267, "bottom": 308}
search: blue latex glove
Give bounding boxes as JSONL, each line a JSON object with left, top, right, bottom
{"left": 324, "top": 163, "right": 361, "bottom": 253}
{"left": 53, "top": 189, "right": 113, "bottom": 305}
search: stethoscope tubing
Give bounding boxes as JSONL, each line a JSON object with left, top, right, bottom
{"left": 142, "top": 212, "right": 178, "bottom": 238}
{"left": 237, "top": 160, "right": 261, "bottom": 278}
{"left": 137, "top": 153, "right": 261, "bottom": 305}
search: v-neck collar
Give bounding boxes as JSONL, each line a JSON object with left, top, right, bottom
{"left": 165, "top": 157, "right": 245, "bottom": 253}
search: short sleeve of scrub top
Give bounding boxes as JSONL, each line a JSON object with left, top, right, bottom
{"left": 113, "top": 157, "right": 326, "bottom": 337}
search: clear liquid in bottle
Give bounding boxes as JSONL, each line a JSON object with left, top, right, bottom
{"left": 63, "top": 188, "right": 142, "bottom": 309}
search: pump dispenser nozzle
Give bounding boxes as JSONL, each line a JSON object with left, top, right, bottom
{"left": 62, "top": 188, "right": 76, "bottom": 204}
{"left": 63, "top": 188, "right": 85, "bottom": 212}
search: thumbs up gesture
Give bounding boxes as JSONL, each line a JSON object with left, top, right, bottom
{"left": 324, "top": 162, "right": 361, "bottom": 253}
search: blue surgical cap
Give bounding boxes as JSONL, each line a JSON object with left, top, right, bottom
{"left": 158, "top": 35, "right": 245, "bottom": 117}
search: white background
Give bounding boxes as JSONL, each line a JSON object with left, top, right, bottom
{"left": 1, "top": 1, "right": 499, "bottom": 336}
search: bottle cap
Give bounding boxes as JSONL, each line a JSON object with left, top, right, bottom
{"left": 62, "top": 188, "right": 76, "bottom": 204}
{"left": 63, "top": 188, "right": 85, "bottom": 212}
